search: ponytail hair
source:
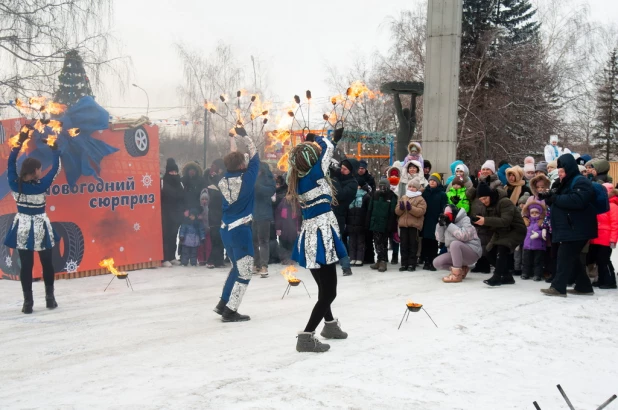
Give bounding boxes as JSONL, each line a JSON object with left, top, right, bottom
{"left": 286, "top": 142, "right": 337, "bottom": 208}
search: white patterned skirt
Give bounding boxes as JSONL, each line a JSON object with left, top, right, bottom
{"left": 4, "top": 213, "right": 58, "bottom": 251}
{"left": 292, "top": 210, "right": 348, "bottom": 269}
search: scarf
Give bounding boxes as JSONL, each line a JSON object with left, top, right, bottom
{"left": 552, "top": 145, "right": 559, "bottom": 159}
{"left": 406, "top": 190, "right": 422, "bottom": 198}
{"left": 508, "top": 180, "right": 525, "bottom": 205}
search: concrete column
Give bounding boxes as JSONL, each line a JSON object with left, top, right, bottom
{"left": 422, "top": 0, "right": 463, "bottom": 176}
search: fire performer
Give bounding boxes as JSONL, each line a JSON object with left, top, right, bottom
{"left": 4, "top": 126, "right": 61, "bottom": 314}
{"left": 213, "top": 126, "right": 259, "bottom": 322}
{"left": 287, "top": 129, "right": 348, "bottom": 353}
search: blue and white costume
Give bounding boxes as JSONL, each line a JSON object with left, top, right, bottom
{"left": 4, "top": 148, "right": 61, "bottom": 251}
{"left": 219, "top": 136, "right": 259, "bottom": 312}
{"left": 292, "top": 137, "right": 347, "bottom": 268}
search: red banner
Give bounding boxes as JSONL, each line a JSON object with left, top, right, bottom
{"left": 0, "top": 118, "right": 162, "bottom": 280}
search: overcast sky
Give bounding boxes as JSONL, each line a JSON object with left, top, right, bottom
{"left": 99, "top": 0, "right": 618, "bottom": 123}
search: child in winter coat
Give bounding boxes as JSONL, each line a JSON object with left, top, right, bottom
{"left": 447, "top": 176, "right": 470, "bottom": 213}
{"left": 402, "top": 141, "right": 424, "bottom": 170}
{"left": 346, "top": 184, "right": 371, "bottom": 266}
{"left": 523, "top": 156, "right": 536, "bottom": 181}
{"left": 512, "top": 192, "right": 531, "bottom": 276}
{"left": 395, "top": 180, "right": 427, "bottom": 271}
{"left": 587, "top": 184, "right": 618, "bottom": 289}
{"left": 521, "top": 201, "right": 547, "bottom": 281}
{"left": 369, "top": 179, "right": 398, "bottom": 272}
{"left": 398, "top": 160, "right": 428, "bottom": 197}
{"left": 179, "top": 208, "right": 207, "bottom": 266}
{"left": 197, "top": 189, "right": 211, "bottom": 265}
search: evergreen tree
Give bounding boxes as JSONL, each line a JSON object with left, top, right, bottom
{"left": 54, "top": 49, "right": 94, "bottom": 106}
{"left": 594, "top": 49, "right": 618, "bottom": 160}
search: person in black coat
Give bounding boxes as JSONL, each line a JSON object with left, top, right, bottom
{"left": 182, "top": 161, "right": 205, "bottom": 213}
{"left": 332, "top": 157, "right": 359, "bottom": 276}
{"left": 346, "top": 183, "right": 371, "bottom": 266}
{"left": 356, "top": 160, "right": 376, "bottom": 192}
{"left": 206, "top": 160, "right": 226, "bottom": 268}
{"left": 420, "top": 175, "right": 448, "bottom": 271}
{"left": 539, "top": 153, "right": 598, "bottom": 297}
{"left": 161, "top": 158, "right": 185, "bottom": 266}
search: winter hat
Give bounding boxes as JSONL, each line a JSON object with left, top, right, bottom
{"left": 407, "top": 160, "right": 422, "bottom": 173}
{"left": 578, "top": 165, "right": 586, "bottom": 174}
{"left": 452, "top": 176, "right": 465, "bottom": 187}
{"left": 547, "top": 160, "right": 558, "bottom": 171}
{"left": 200, "top": 189, "right": 209, "bottom": 201}
{"left": 523, "top": 156, "right": 535, "bottom": 174}
{"left": 455, "top": 163, "right": 470, "bottom": 178}
{"left": 429, "top": 173, "right": 442, "bottom": 185}
{"left": 602, "top": 183, "right": 614, "bottom": 194}
{"left": 593, "top": 159, "right": 611, "bottom": 174}
{"left": 578, "top": 154, "right": 592, "bottom": 165}
{"left": 518, "top": 192, "right": 531, "bottom": 205}
{"left": 476, "top": 182, "right": 492, "bottom": 198}
{"left": 443, "top": 204, "right": 458, "bottom": 221}
{"left": 549, "top": 135, "right": 559, "bottom": 144}
{"left": 481, "top": 160, "right": 496, "bottom": 174}
{"left": 424, "top": 160, "right": 432, "bottom": 171}
{"left": 535, "top": 161, "right": 548, "bottom": 174}
{"left": 359, "top": 160, "right": 368, "bottom": 169}
{"left": 527, "top": 202, "right": 544, "bottom": 215}
{"left": 379, "top": 178, "right": 389, "bottom": 188}
{"left": 407, "top": 180, "right": 421, "bottom": 190}
{"left": 341, "top": 159, "right": 353, "bottom": 173}
{"left": 166, "top": 158, "right": 179, "bottom": 173}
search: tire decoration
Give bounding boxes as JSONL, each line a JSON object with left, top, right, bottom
{"left": 124, "top": 126, "right": 150, "bottom": 157}
{"left": 0, "top": 214, "right": 20, "bottom": 279}
{"left": 51, "top": 222, "right": 85, "bottom": 274}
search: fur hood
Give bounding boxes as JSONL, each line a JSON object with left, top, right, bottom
{"left": 505, "top": 166, "right": 524, "bottom": 185}
{"left": 522, "top": 199, "right": 547, "bottom": 227}
{"left": 529, "top": 174, "right": 551, "bottom": 198}
{"left": 408, "top": 141, "right": 422, "bottom": 155}
{"left": 182, "top": 161, "right": 204, "bottom": 179}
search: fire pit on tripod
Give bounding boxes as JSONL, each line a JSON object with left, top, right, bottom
{"left": 280, "top": 266, "right": 310, "bottom": 299}
{"left": 398, "top": 300, "right": 438, "bottom": 330}
{"left": 100, "top": 258, "right": 134, "bottom": 292}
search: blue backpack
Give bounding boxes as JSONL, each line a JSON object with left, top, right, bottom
{"left": 569, "top": 175, "right": 610, "bottom": 215}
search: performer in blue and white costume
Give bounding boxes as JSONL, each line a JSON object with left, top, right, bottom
{"left": 287, "top": 130, "right": 349, "bottom": 353}
{"left": 213, "top": 126, "right": 259, "bottom": 322}
{"left": 4, "top": 126, "right": 61, "bottom": 314}
{"left": 544, "top": 134, "right": 571, "bottom": 163}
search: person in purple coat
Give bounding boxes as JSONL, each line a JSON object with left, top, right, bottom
{"left": 521, "top": 201, "right": 547, "bottom": 281}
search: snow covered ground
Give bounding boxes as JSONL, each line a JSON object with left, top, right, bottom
{"left": 1, "top": 254, "right": 618, "bottom": 410}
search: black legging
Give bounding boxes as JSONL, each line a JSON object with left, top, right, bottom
{"left": 304, "top": 263, "right": 337, "bottom": 332}
{"left": 18, "top": 249, "right": 54, "bottom": 294}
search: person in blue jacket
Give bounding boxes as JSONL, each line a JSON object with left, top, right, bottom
{"left": 4, "top": 126, "right": 61, "bottom": 314}
{"left": 286, "top": 130, "right": 348, "bottom": 353}
{"left": 212, "top": 126, "right": 260, "bottom": 322}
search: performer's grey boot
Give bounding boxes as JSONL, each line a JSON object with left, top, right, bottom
{"left": 320, "top": 319, "right": 348, "bottom": 339}
{"left": 22, "top": 291, "right": 33, "bottom": 314}
{"left": 296, "top": 332, "right": 330, "bottom": 353}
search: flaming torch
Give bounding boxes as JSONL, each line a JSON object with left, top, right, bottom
{"left": 398, "top": 300, "right": 437, "bottom": 330}
{"left": 100, "top": 258, "right": 134, "bottom": 292}
{"left": 280, "top": 265, "right": 310, "bottom": 299}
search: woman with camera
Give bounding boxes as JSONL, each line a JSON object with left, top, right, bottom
{"left": 434, "top": 204, "right": 483, "bottom": 282}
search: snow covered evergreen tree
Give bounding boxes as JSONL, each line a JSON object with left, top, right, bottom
{"left": 54, "top": 49, "right": 94, "bottom": 106}
{"left": 594, "top": 49, "right": 618, "bottom": 160}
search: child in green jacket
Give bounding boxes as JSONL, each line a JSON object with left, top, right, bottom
{"left": 446, "top": 177, "right": 470, "bottom": 213}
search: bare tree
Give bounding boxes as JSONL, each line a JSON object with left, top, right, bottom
{"left": 0, "top": 0, "right": 124, "bottom": 102}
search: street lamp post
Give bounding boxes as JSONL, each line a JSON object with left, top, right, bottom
{"left": 132, "top": 83, "right": 150, "bottom": 118}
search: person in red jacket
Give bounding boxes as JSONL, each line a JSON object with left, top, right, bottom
{"left": 588, "top": 183, "right": 618, "bottom": 289}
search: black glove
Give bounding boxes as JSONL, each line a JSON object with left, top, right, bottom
{"left": 438, "top": 214, "right": 448, "bottom": 227}
{"left": 451, "top": 196, "right": 460, "bottom": 205}
{"left": 235, "top": 126, "right": 248, "bottom": 137}
{"left": 333, "top": 127, "right": 344, "bottom": 143}
{"left": 18, "top": 125, "right": 33, "bottom": 145}
{"left": 538, "top": 188, "right": 556, "bottom": 204}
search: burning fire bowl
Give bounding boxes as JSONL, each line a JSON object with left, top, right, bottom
{"left": 288, "top": 280, "right": 301, "bottom": 287}
{"left": 407, "top": 303, "right": 422, "bottom": 312}
{"left": 116, "top": 274, "right": 128, "bottom": 280}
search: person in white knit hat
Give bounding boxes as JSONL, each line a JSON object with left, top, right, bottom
{"left": 523, "top": 156, "right": 535, "bottom": 181}
{"left": 544, "top": 135, "right": 571, "bottom": 163}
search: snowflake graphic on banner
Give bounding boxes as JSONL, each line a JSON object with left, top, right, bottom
{"left": 133, "top": 223, "right": 141, "bottom": 232}
{"left": 5, "top": 256, "right": 12, "bottom": 268}
{"left": 65, "top": 259, "right": 79, "bottom": 274}
{"left": 142, "top": 173, "right": 152, "bottom": 188}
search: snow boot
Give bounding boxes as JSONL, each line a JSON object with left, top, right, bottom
{"left": 541, "top": 287, "right": 566, "bottom": 297}
{"left": 342, "top": 267, "right": 353, "bottom": 276}
{"left": 443, "top": 267, "right": 463, "bottom": 283}
{"left": 408, "top": 265, "right": 416, "bottom": 272}
{"left": 22, "top": 291, "right": 33, "bottom": 314}
{"left": 501, "top": 273, "right": 516, "bottom": 285}
{"left": 45, "top": 286, "right": 58, "bottom": 309}
{"left": 221, "top": 306, "right": 251, "bottom": 322}
{"left": 378, "top": 261, "right": 387, "bottom": 272}
{"left": 461, "top": 266, "right": 470, "bottom": 279}
{"left": 521, "top": 271, "right": 531, "bottom": 280}
{"left": 370, "top": 262, "right": 380, "bottom": 270}
{"left": 483, "top": 273, "right": 502, "bottom": 287}
{"left": 390, "top": 255, "right": 398, "bottom": 265}
{"left": 533, "top": 275, "right": 543, "bottom": 282}
{"left": 399, "top": 266, "right": 408, "bottom": 272}
{"left": 423, "top": 262, "right": 436, "bottom": 272}
{"left": 320, "top": 319, "right": 348, "bottom": 339}
{"left": 213, "top": 299, "right": 226, "bottom": 315}
{"left": 296, "top": 332, "right": 330, "bottom": 353}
